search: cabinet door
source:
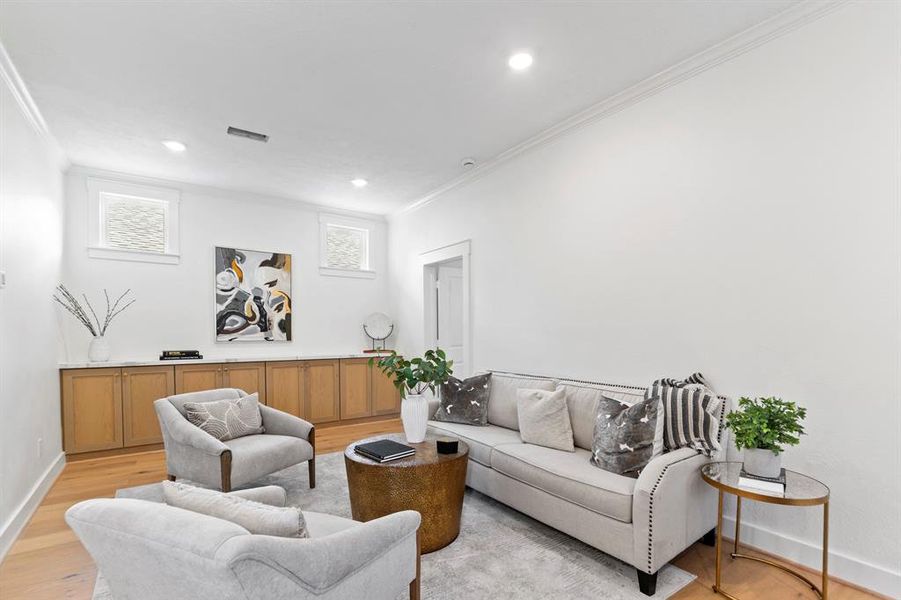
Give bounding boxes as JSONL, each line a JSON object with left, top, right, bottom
{"left": 305, "top": 360, "right": 340, "bottom": 424}
{"left": 62, "top": 368, "right": 123, "bottom": 453}
{"left": 266, "top": 361, "right": 305, "bottom": 418}
{"left": 339, "top": 359, "right": 372, "bottom": 420}
{"left": 174, "top": 364, "right": 223, "bottom": 394}
{"left": 123, "top": 366, "right": 174, "bottom": 447}
{"left": 223, "top": 362, "right": 266, "bottom": 403}
{"left": 371, "top": 365, "right": 401, "bottom": 415}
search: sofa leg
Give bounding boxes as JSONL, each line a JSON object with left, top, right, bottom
{"left": 410, "top": 529, "right": 421, "bottom": 600}
{"left": 701, "top": 527, "right": 717, "bottom": 547}
{"left": 167, "top": 474, "right": 176, "bottom": 482}
{"left": 636, "top": 569, "right": 657, "bottom": 596}
{"left": 220, "top": 450, "right": 232, "bottom": 493}
{"left": 308, "top": 458, "right": 316, "bottom": 489}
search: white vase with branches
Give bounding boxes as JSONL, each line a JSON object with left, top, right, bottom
{"left": 53, "top": 284, "right": 135, "bottom": 362}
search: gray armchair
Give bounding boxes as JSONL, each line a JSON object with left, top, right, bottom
{"left": 154, "top": 388, "right": 315, "bottom": 492}
{"left": 66, "top": 486, "right": 422, "bottom": 600}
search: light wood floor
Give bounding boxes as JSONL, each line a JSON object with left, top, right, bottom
{"left": 0, "top": 418, "right": 879, "bottom": 600}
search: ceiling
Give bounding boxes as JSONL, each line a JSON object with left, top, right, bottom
{"left": 0, "top": 1, "right": 797, "bottom": 214}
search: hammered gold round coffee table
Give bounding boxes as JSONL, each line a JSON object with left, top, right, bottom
{"left": 701, "top": 462, "right": 830, "bottom": 600}
{"left": 344, "top": 434, "right": 469, "bottom": 553}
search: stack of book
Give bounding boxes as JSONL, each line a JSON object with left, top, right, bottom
{"left": 738, "top": 468, "right": 786, "bottom": 497}
{"left": 159, "top": 350, "right": 203, "bottom": 361}
{"left": 354, "top": 439, "right": 416, "bottom": 463}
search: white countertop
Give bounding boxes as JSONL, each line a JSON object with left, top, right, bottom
{"left": 59, "top": 352, "right": 391, "bottom": 369}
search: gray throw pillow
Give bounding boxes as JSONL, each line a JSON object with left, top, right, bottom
{"left": 434, "top": 373, "right": 492, "bottom": 426}
{"left": 183, "top": 392, "right": 264, "bottom": 441}
{"left": 590, "top": 396, "right": 664, "bottom": 477}
{"left": 162, "top": 481, "right": 307, "bottom": 538}
{"left": 516, "top": 387, "right": 575, "bottom": 452}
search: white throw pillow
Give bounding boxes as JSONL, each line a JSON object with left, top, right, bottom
{"left": 516, "top": 387, "right": 575, "bottom": 452}
{"left": 162, "top": 481, "right": 308, "bottom": 538}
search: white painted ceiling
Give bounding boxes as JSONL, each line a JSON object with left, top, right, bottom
{"left": 1, "top": 1, "right": 796, "bottom": 214}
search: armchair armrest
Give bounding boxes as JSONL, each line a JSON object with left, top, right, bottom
{"left": 633, "top": 449, "right": 717, "bottom": 574}
{"left": 258, "top": 404, "right": 314, "bottom": 440}
{"left": 219, "top": 510, "right": 421, "bottom": 593}
{"left": 154, "top": 399, "right": 228, "bottom": 456}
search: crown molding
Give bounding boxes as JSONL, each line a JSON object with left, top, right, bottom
{"left": 395, "top": 0, "right": 848, "bottom": 217}
{"left": 0, "top": 41, "right": 69, "bottom": 170}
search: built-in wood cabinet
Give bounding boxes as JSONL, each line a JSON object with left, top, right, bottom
{"left": 62, "top": 368, "right": 123, "bottom": 453}
{"left": 340, "top": 358, "right": 372, "bottom": 419}
{"left": 123, "top": 366, "right": 174, "bottom": 447}
{"left": 61, "top": 356, "right": 397, "bottom": 456}
{"left": 306, "top": 360, "right": 340, "bottom": 424}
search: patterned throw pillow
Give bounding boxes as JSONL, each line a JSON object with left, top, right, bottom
{"left": 590, "top": 396, "right": 663, "bottom": 477}
{"left": 183, "top": 393, "right": 264, "bottom": 441}
{"left": 645, "top": 373, "right": 722, "bottom": 456}
{"left": 434, "top": 373, "right": 492, "bottom": 426}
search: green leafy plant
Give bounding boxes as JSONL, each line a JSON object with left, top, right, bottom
{"left": 370, "top": 349, "right": 453, "bottom": 399}
{"left": 726, "top": 397, "right": 807, "bottom": 454}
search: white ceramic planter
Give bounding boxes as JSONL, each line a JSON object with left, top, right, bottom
{"left": 88, "top": 336, "right": 111, "bottom": 362}
{"left": 743, "top": 448, "right": 782, "bottom": 478}
{"left": 401, "top": 393, "right": 429, "bottom": 443}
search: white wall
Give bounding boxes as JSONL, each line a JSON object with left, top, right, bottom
{"left": 0, "top": 54, "right": 66, "bottom": 557}
{"left": 62, "top": 167, "right": 391, "bottom": 362}
{"left": 389, "top": 2, "right": 900, "bottom": 595}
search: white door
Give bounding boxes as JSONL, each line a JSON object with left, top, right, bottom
{"left": 436, "top": 260, "right": 465, "bottom": 376}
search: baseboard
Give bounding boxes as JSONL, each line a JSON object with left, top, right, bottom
{"left": 0, "top": 452, "right": 66, "bottom": 562}
{"left": 723, "top": 515, "right": 900, "bottom": 598}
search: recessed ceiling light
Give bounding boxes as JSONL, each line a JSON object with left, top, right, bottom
{"left": 351, "top": 178, "right": 368, "bottom": 188}
{"left": 162, "top": 140, "right": 186, "bottom": 153}
{"left": 508, "top": 52, "right": 533, "bottom": 71}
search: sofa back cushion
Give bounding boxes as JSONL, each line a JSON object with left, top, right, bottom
{"left": 561, "top": 382, "right": 647, "bottom": 450}
{"left": 487, "top": 373, "right": 556, "bottom": 430}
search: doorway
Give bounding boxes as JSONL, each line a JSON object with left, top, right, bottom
{"left": 421, "top": 241, "right": 471, "bottom": 378}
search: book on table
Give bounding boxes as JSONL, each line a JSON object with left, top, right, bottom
{"left": 738, "top": 468, "right": 786, "bottom": 497}
{"left": 354, "top": 439, "right": 416, "bottom": 463}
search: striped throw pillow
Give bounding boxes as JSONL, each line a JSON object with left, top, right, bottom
{"left": 646, "top": 373, "right": 722, "bottom": 456}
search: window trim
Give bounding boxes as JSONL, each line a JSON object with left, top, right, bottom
{"left": 87, "top": 178, "right": 181, "bottom": 264}
{"left": 319, "top": 213, "right": 376, "bottom": 279}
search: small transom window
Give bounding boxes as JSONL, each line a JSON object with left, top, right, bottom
{"left": 319, "top": 214, "right": 376, "bottom": 278}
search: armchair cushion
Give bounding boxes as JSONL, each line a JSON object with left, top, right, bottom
{"left": 184, "top": 392, "right": 265, "bottom": 441}
{"left": 162, "top": 481, "right": 308, "bottom": 538}
{"left": 225, "top": 434, "right": 314, "bottom": 488}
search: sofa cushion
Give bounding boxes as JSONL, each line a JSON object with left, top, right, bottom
{"left": 590, "top": 395, "right": 664, "bottom": 477}
{"left": 487, "top": 373, "right": 556, "bottom": 430}
{"left": 516, "top": 387, "right": 574, "bottom": 452}
{"left": 490, "top": 443, "right": 635, "bottom": 523}
{"left": 560, "top": 384, "right": 605, "bottom": 450}
{"left": 427, "top": 421, "right": 523, "bottom": 466}
{"left": 434, "top": 373, "right": 492, "bottom": 426}
{"left": 225, "top": 434, "right": 313, "bottom": 487}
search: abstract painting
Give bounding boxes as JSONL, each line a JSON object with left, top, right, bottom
{"left": 215, "top": 247, "right": 292, "bottom": 342}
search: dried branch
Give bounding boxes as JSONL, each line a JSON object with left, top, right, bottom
{"left": 53, "top": 284, "right": 135, "bottom": 337}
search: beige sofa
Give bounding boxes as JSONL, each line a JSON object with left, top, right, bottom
{"left": 427, "top": 370, "right": 729, "bottom": 596}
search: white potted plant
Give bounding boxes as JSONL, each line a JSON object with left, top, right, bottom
{"left": 371, "top": 349, "right": 453, "bottom": 443}
{"left": 726, "top": 396, "right": 807, "bottom": 478}
{"left": 53, "top": 284, "right": 135, "bottom": 362}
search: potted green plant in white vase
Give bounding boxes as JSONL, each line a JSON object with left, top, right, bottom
{"left": 726, "top": 396, "right": 807, "bottom": 478}
{"left": 371, "top": 349, "right": 453, "bottom": 443}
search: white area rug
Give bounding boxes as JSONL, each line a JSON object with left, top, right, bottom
{"left": 93, "top": 451, "right": 695, "bottom": 599}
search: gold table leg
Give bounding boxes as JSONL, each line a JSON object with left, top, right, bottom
{"left": 712, "top": 492, "right": 827, "bottom": 600}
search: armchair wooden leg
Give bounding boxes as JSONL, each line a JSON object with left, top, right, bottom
{"left": 410, "top": 529, "right": 421, "bottom": 600}
{"left": 167, "top": 474, "right": 176, "bottom": 482}
{"left": 308, "top": 427, "right": 316, "bottom": 489}
{"left": 220, "top": 450, "right": 232, "bottom": 493}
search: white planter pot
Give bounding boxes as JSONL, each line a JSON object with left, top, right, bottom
{"left": 88, "top": 336, "right": 111, "bottom": 362}
{"left": 743, "top": 448, "right": 782, "bottom": 478}
{"left": 401, "top": 393, "right": 429, "bottom": 443}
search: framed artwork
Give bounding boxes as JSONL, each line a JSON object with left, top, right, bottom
{"left": 215, "top": 246, "right": 292, "bottom": 342}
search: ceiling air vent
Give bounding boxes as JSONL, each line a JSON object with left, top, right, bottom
{"left": 227, "top": 126, "right": 269, "bottom": 143}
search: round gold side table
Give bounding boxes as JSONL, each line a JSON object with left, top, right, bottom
{"left": 701, "top": 462, "right": 830, "bottom": 600}
{"left": 344, "top": 434, "right": 469, "bottom": 553}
